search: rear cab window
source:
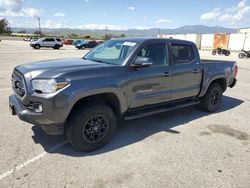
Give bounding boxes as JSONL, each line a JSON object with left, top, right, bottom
{"left": 171, "top": 44, "right": 195, "bottom": 65}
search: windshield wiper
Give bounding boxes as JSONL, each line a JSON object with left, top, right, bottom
{"left": 92, "top": 59, "right": 104, "bottom": 63}
{"left": 86, "top": 58, "right": 107, "bottom": 64}
{"left": 83, "top": 58, "right": 114, "bottom": 65}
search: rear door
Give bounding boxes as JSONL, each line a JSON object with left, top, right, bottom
{"left": 127, "top": 42, "right": 172, "bottom": 109}
{"left": 47, "top": 38, "right": 56, "bottom": 47}
{"left": 170, "top": 43, "right": 202, "bottom": 100}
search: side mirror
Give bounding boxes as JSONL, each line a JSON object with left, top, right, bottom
{"left": 132, "top": 57, "right": 153, "bottom": 68}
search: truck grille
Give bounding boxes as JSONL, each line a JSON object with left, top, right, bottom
{"left": 12, "top": 70, "right": 26, "bottom": 97}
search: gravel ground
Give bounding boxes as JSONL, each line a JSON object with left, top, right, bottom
{"left": 0, "top": 40, "right": 249, "bottom": 188}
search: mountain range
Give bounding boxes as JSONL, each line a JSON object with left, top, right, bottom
{"left": 11, "top": 25, "right": 237, "bottom": 37}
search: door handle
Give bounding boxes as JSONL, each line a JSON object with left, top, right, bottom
{"left": 162, "top": 72, "right": 172, "bottom": 77}
{"left": 192, "top": 69, "right": 199, "bottom": 73}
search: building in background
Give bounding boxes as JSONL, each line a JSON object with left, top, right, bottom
{"left": 238, "top": 27, "right": 250, "bottom": 33}
{"left": 158, "top": 30, "right": 250, "bottom": 51}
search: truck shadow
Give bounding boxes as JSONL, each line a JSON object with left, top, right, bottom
{"left": 31, "top": 95, "right": 243, "bottom": 156}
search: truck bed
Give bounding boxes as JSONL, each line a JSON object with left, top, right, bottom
{"left": 201, "top": 59, "right": 235, "bottom": 65}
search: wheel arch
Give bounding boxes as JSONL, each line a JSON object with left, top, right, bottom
{"left": 199, "top": 77, "right": 227, "bottom": 97}
{"left": 66, "top": 92, "right": 122, "bottom": 121}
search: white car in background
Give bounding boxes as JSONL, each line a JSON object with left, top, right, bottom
{"left": 30, "top": 38, "right": 63, "bottom": 49}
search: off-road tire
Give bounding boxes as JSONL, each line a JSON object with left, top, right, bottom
{"left": 200, "top": 83, "right": 223, "bottom": 112}
{"left": 66, "top": 103, "right": 117, "bottom": 152}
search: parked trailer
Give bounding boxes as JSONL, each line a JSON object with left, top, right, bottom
{"left": 228, "top": 33, "right": 246, "bottom": 51}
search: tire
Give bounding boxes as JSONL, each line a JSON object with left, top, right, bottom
{"left": 212, "top": 50, "right": 216, "bottom": 55}
{"left": 200, "top": 83, "right": 223, "bottom": 112}
{"left": 66, "top": 103, "right": 117, "bottom": 152}
{"left": 238, "top": 53, "right": 245, "bottom": 59}
{"left": 53, "top": 45, "right": 60, "bottom": 49}
{"left": 34, "top": 44, "right": 40, "bottom": 49}
{"left": 225, "top": 51, "right": 230, "bottom": 56}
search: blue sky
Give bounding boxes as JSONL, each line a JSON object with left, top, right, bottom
{"left": 0, "top": 0, "right": 250, "bottom": 29}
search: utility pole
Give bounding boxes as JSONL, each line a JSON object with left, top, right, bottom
{"left": 37, "top": 17, "right": 41, "bottom": 36}
{"left": 105, "top": 26, "right": 108, "bottom": 40}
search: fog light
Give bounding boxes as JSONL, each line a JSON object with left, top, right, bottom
{"left": 33, "top": 104, "right": 43, "bottom": 113}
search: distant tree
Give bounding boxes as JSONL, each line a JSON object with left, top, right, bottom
{"left": 120, "top": 34, "right": 126, "bottom": 38}
{"left": 68, "top": 33, "right": 78, "bottom": 38}
{"left": 0, "top": 19, "right": 11, "bottom": 34}
{"left": 34, "top": 30, "right": 42, "bottom": 36}
{"left": 19, "top": 30, "right": 26, "bottom": 33}
{"left": 83, "top": 35, "right": 91, "bottom": 39}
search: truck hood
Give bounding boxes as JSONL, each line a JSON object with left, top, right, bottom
{"left": 16, "top": 58, "right": 114, "bottom": 78}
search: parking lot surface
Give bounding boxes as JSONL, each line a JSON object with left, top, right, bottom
{"left": 0, "top": 40, "right": 250, "bottom": 188}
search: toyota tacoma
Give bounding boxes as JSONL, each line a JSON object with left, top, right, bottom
{"left": 9, "top": 38, "right": 237, "bottom": 151}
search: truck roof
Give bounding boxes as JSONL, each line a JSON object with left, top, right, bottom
{"left": 110, "top": 37, "right": 194, "bottom": 45}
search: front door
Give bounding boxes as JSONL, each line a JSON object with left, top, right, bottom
{"left": 127, "top": 43, "right": 172, "bottom": 109}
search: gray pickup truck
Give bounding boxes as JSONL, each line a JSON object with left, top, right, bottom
{"left": 9, "top": 38, "right": 237, "bottom": 151}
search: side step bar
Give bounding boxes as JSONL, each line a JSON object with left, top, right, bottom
{"left": 124, "top": 100, "right": 200, "bottom": 120}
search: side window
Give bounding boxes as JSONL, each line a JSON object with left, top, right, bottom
{"left": 171, "top": 44, "right": 195, "bottom": 64}
{"left": 137, "top": 43, "right": 168, "bottom": 66}
{"left": 48, "top": 38, "right": 55, "bottom": 42}
{"left": 42, "top": 38, "right": 48, "bottom": 42}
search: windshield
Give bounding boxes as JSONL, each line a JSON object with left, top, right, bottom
{"left": 84, "top": 40, "right": 138, "bottom": 65}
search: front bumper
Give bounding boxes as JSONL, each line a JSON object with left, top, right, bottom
{"left": 9, "top": 94, "right": 64, "bottom": 135}
{"left": 229, "top": 78, "right": 237, "bottom": 88}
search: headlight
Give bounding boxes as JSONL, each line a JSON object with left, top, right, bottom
{"left": 32, "top": 79, "right": 69, "bottom": 93}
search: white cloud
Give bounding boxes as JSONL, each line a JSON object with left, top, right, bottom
{"left": 43, "top": 19, "right": 62, "bottom": 28}
{"left": 0, "top": 0, "right": 43, "bottom": 17}
{"left": 0, "top": 0, "right": 22, "bottom": 12}
{"left": 155, "top": 18, "right": 172, "bottom": 24}
{"left": 128, "top": 6, "right": 135, "bottom": 11}
{"left": 200, "top": 0, "right": 250, "bottom": 24}
{"left": 23, "top": 8, "right": 43, "bottom": 17}
{"left": 134, "top": 26, "right": 149, "bottom": 30}
{"left": 54, "top": 12, "right": 65, "bottom": 17}
{"left": 200, "top": 8, "right": 221, "bottom": 20}
{"left": 74, "top": 24, "right": 128, "bottom": 30}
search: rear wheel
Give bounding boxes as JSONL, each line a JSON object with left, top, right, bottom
{"left": 225, "top": 51, "right": 230, "bottom": 56}
{"left": 66, "top": 103, "right": 117, "bottom": 152}
{"left": 53, "top": 45, "right": 60, "bottom": 49}
{"left": 212, "top": 50, "right": 216, "bottom": 55}
{"left": 238, "top": 53, "right": 245, "bottom": 59}
{"left": 200, "top": 83, "right": 223, "bottom": 112}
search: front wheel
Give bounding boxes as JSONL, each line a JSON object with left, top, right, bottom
{"left": 34, "top": 44, "right": 40, "bottom": 49}
{"left": 66, "top": 103, "right": 117, "bottom": 152}
{"left": 238, "top": 53, "right": 245, "bottom": 59}
{"left": 200, "top": 83, "right": 223, "bottom": 112}
{"left": 212, "top": 50, "right": 216, "bottom": 55}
